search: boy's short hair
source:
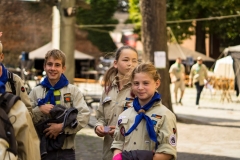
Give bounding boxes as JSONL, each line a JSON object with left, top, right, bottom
{"left": 44, "top": 49, "right": 66, "bottom": 67}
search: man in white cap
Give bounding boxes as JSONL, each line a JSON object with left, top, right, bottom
{"left": 189, "top": 56, "right": 208, "bottom": 108}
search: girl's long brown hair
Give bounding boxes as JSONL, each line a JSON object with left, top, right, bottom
{"left": 103, "top": 45, "right": 138, "bottom": 94}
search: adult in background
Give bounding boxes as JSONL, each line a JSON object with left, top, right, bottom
{"left": 169, "top": 57, "right": 185, "bottom": 105}
{"left": 189, "top": 56, "right": 208, "bottom": 108}
{"left": 29, "top": 49, "right": 90, "bottom": 160}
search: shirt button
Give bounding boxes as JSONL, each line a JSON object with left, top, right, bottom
{"left": 134, "top": 142, "right": 136, "bottom": 145}
{"left": 135, "top": 128, "right": 138, "bottom": 131}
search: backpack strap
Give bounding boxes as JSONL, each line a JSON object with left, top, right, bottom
{"left": 7, "top": 71, "right": 16, "bottom": 95}
{"left": 0, "top": 92, "right": 20, "bottom": 156}
{"left": 0, "top": 92, "right": 20, "bottom": 114}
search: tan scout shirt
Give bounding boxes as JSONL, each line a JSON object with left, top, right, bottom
{"left": 189, "top": 63, "right": 208, "bottom": 85}
{"left": 169, "top": 63, "right": 185, "bottom": 82}
{"left": 95, "top": 80, "right": 134, "bottom": 160}
{"left": 29, "top": 84, "right": 90, "bottom": 150}
{"left": 5, "top": 73, "right": 33, "bottom": 117}
{"left": 111, "top": 102, "right": 177, "bottom": 160}
{"left": 0, "top": 99, "right": 40, "bottom": 160}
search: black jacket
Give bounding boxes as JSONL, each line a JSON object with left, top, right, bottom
{"left": 35, "top": 105, "right": 78, "bottom": 158}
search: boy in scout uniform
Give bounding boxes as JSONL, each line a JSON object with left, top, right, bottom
{"left": 0, "top": 32, "right": 33, "bottom": 116}
{"left": 169, "top": 57, "right": 185, "bottom": 105}
{"left": 111, "top": 63, "right": 177, "bottom": 160}
{"left": 95, "top": 46, "right": 138, "bottom": 160}
{"left": 29, "top": 49, "right": 90, "bottom": 160}
{"left": 0, "top": 81, "right": 40, "bottom": 160}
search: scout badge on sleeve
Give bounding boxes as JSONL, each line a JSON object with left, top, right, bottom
{"left": 120, "top": 126, "right": 125, "bottom": 136}
{"left": 21, "top": 86, "right": 25, "bottom": 92}
{"left": 169, "top": 128, "right": 177, "bottom": 146}
{"left": 64, "top": 93, "right": 72, "bottom": 103}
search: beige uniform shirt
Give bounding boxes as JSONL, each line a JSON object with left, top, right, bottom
{"left": 189, "top": 63, "right": 208, "bottom": 85}
{"left": 169, "top": 63, "right": 185, "bottom": 82}
{"left": 0, "top": 99, "right": 40, "bottom": 160}
{"left": 111, "top": 102, "right": 177, "bottom": 160}
{"left": 95, "top": 79, "right": 134, "bottom": 160}
{"left": 5, "top": 73, "right": 33, "bottom": 117}
{"left": 29, "top": 84, "right": 90, "bottom": 150}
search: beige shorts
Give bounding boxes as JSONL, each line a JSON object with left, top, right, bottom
{"left": 173, "top": 81, "right": 185, "bottom": 93}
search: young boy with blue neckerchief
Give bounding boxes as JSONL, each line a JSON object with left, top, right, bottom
{"left": 29, "top": 49, "right": 90, "bottom": 160}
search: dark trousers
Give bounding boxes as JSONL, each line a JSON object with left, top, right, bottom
{"left": 42, "top": 149, "right": 75, "bottom": 160}
{"left": 194, "top": 82, "right": 204, "bottom": 105}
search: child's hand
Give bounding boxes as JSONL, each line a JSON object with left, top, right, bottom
{"left": 95, "top": 125, "right": 107, "bottom": 137}
{"left": 108, "top": 126, "right": 116, "bottom": 137}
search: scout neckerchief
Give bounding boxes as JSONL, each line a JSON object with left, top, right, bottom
{"left": 0, "top": 64, "right": 8, "bottom": 89}
{"left": 37, "top": 74, "right": 69, "bottom": 106}
{"left": 124, "top": 92, "right": 161, "bottom": 143}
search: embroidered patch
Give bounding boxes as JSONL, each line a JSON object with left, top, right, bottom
{"left": 151, "top": 114, "right": 162, "bottom": 119}
{"left": 173, "top": 128, "right": 177, "bottom": 134}
{"left": 120, "top": 126, "right": 125, "bottom": 136}
{"left": 169, "top": 134, "right": 177, "bottom": 146}
{"left": 21, "top": 86, "right": 25, "bottom": 92}
{"left": 151, "top": 120, "right": 157, "bottom": 126}
{"left": 63, "top": 93, "right": 72, "bottom": 103}
{"left": 118, "top": 119, "right": 122, "bottom": 126}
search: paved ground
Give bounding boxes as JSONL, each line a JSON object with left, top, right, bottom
{"left": 29, "top": 81, "right": 240, "bottom": 159}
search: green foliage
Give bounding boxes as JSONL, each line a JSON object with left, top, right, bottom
{"left": 76, "top": 0, "right": 118, "bottom": 52}
{"left": 128, "top": 0, "right": 240, "bottom": 47}
{"left": 127, "top": 0, "right": 141, "bottom": 35}
{"left": 167, "top": 0, "right": 240, "bottom": 47}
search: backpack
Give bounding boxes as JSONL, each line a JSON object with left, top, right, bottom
{"left": 7, "top": 71, "right": 16, "bottom": 95}
{"left": 0, "top": 92, "right": 20, "bottom": 160}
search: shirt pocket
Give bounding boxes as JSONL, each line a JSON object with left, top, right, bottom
{"left": 151, "top": 117, "right": 164, "bottom": 132}
{"left": 102, "top": 97, "right": 113, "bottom": 122}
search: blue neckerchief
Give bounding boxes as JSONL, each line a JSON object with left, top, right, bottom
{"left": 124, "top": 92, "right": 161, "bottom": 143}
{"left": 0, "top": 64, "right": 8, "bottom": 85}
{"left": 0, "top": 81, "right": 6, "bottom": 93}
{"left": 37, "top": 74, "right": 69, "bottom": 106}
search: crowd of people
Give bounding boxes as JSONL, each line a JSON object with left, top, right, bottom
{"left": 0, "top": 30, "right": 211, "bottom": 160}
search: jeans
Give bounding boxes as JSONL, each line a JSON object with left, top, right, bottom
{"left": 42, "top": 149, "right": 75, "bottom": 160}
{"left": 194, "top": 82, "right": 204, "bottom": 105}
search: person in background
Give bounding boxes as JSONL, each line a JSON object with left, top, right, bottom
{"left": 189, "top": 56, "right": 208, "bottom": 108}
{"left": 0, "top": 81, "right": 40, "bottom": 160}
{"left": 0, "top": 32, "right": 33, "bottom": 116}
{"left": 95, "top": 45, "right": 138, "bottom": 160}
{"left": 169, "top": 57, "right": 185, "bottom": 105}
{"left": 111, "top": 62, "right": 177, "bottom": 160}
{"left": 29, "top": 49, "right": 90, "bottom": 160}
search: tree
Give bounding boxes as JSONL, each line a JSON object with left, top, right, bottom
{"left": 76, "top": 0, "right": 118, "bottom": 53}
{"left": 140, "top": 0, "right": 173, "bottom": 111}
{"left": 167, "top": 0, "right": 240, "bottom": 58}
{"left": 129, "top": 0, "right": 240, "bottom": 59}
